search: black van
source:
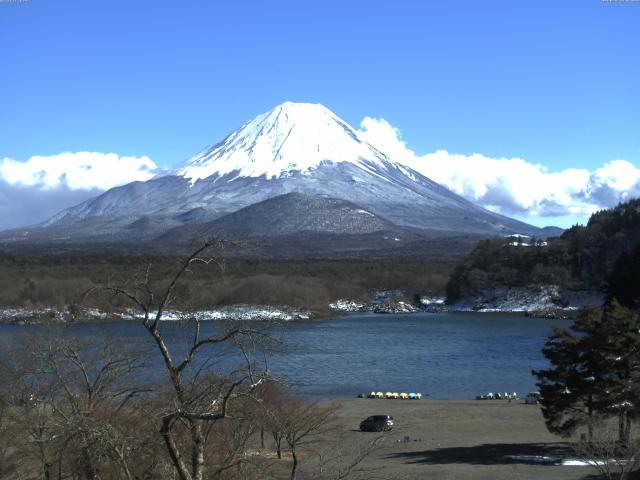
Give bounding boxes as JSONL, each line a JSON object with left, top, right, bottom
{"left": 359, "top": 415, "right": 394, "bottom": 432}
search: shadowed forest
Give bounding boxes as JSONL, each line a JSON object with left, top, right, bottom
{"left": 0, "top": 248, "right": 454, "bottom": 315}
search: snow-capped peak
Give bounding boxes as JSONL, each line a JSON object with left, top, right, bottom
{"left": 174, "top": 102, "right": 396, "bottom": 183}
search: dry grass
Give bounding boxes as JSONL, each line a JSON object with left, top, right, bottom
{"left": 318, "top": 398, "right": 594, "bottom": 480}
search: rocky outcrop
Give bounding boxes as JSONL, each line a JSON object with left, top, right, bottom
{"left": 373, "top": 301, "right": 421, "bottom": 314}
{"left": 329, "top": 299, "right": 369, "bottom": 312}
{"left": 450, "top": 284, "right": 603, "bottom": 312}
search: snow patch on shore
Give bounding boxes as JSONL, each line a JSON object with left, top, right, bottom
{"left": 506, "top": 454, "right": 617, "bottom": 466}
{"left": 329, "top": 299, "right": 368, "bottom": 312}
{"left": 0, "top": 304, "right": 312, "bottom": 324}
{"left": 450, "top": 285, "right": 603, "bottom": 313}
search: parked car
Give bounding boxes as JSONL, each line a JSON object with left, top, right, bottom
{"left": 525, "top": 392, "right": 541, "bottom": 404}
{"left": 359, "top": 415, "right": 394, "bottom": 432}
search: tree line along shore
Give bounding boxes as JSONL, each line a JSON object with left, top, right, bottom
{"left": 0, "top": 221, "right": 640, "bottom": 479}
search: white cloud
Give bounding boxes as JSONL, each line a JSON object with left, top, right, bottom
{"left": 3, "top": 134, "right": 639, "bottom": 231}
{"left": 357, "top": 117, "right": 640, "bottom": 226}
{"left": 0, "top": 181, "right": 101, "bottom": 231}
{"left": 0, "top": 152, "right": 159, "bottom": 230}
{"left": 0, "top": 151, "right": 158, "bottom": 190}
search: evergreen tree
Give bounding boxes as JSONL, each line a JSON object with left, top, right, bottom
{"left": 533, "top": 308, "right": 605, "bottom": 442}
{"left": 534, "top": 302, "right": 640, "bottom": 445}
{"left": 592, "top": 300, "right": 640, "bottom": 445}
{"left": 607, "top": 244, "right": 640, "bottom": 309}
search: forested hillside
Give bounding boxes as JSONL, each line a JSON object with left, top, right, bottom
{"left": 446, "top": 199, "right": 640, "bottom": 307}
{"left": 0, "top": 248, "right": 454, "bottom": 315}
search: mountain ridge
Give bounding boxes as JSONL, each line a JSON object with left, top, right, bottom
{"left": 158, "top": 192, "right": 400, "bottom": 242}
{"left": 2, "top": 102, "right": 546, "bottom": 249}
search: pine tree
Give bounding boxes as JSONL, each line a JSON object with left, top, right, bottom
{"left": 533, "top": 308, "right": 605, "bottom": 442}
{"left": 592, "top": 300, "right": 640, "bottom": 445}
{"left": 607, "top": 244, "right": 640, "bottom": 309}
{"left": 534, "top": 302, "right": 640, "bottom": 445}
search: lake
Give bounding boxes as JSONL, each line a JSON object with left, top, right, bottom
{"left": 0, "top": 311, "right": 568, "bottom": 400}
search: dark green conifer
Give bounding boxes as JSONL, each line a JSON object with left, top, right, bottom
{"left": 607, "top": 244, "right": 640, "bottom": 309}
{"left": 534, "top": 301, "right": 640, "bottom": 445}
{"left": 592, "top": 300, "right": 640, "bottom": 445}
{"left": 533, "top": 307, "right": 605, "bottom": 442}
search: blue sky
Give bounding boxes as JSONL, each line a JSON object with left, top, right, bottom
{"left": 1, "top": 0, "right": 639, "bottom": 229}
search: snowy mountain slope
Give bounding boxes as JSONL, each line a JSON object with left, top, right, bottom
{"left": 174, "top": 102, "right": 404, "bottom": 182}
{"left": 6, "top": 102, "right": 542, "bottom": 244}
{"left": 160, "top": 192, "right": 398, "bottom": 241}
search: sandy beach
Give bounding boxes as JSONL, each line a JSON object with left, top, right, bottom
{"left": 324, "top": 397, "right": 591, "bottom": 480}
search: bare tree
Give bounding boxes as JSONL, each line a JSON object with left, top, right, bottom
{"left": 257, "top": 385, "right": 337, "bottom": 480}
{"left": 92, "top": 241, "right": 271, "bottom": 480}
{"left": 203, "top": 401, "right": 273, "bottom": 480}
{"left": 0, "top": 394, "right": 20, "bottom": 479}
{"left": 0, "top": 241, "right": 381, "bottom": 480}
{"left": 310, "top": 432, "right": 389, "bottom": 480}
{"left": 283, "top": 401, "right": 336, "bottom": 480}
{"left": 0, "top": 330, "right": 160, "bottom": 480}
{"left": 573, "top": 422, "right": 640, "bottom": 480}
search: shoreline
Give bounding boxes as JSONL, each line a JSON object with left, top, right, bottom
{"left": 0, "top": 302, "right": 578, "bottom": 325}
{"left": 0, "top": 303, "right": 580, "bottom": 325}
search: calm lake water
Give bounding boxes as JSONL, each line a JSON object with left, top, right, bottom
{"left": 0, "top": 311, "right": 568, "bottom": 400}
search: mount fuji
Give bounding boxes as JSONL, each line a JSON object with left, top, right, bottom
{"left": 2, "top": 102, "right": 544, "bottom": 251}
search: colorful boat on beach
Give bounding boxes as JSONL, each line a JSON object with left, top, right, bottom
{"left": 367, "top": 391, "right": 422, "bottom": 399}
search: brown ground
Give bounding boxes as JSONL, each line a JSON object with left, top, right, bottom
{"left": 322, "top": 398, "right": 595, "bottom": 480}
